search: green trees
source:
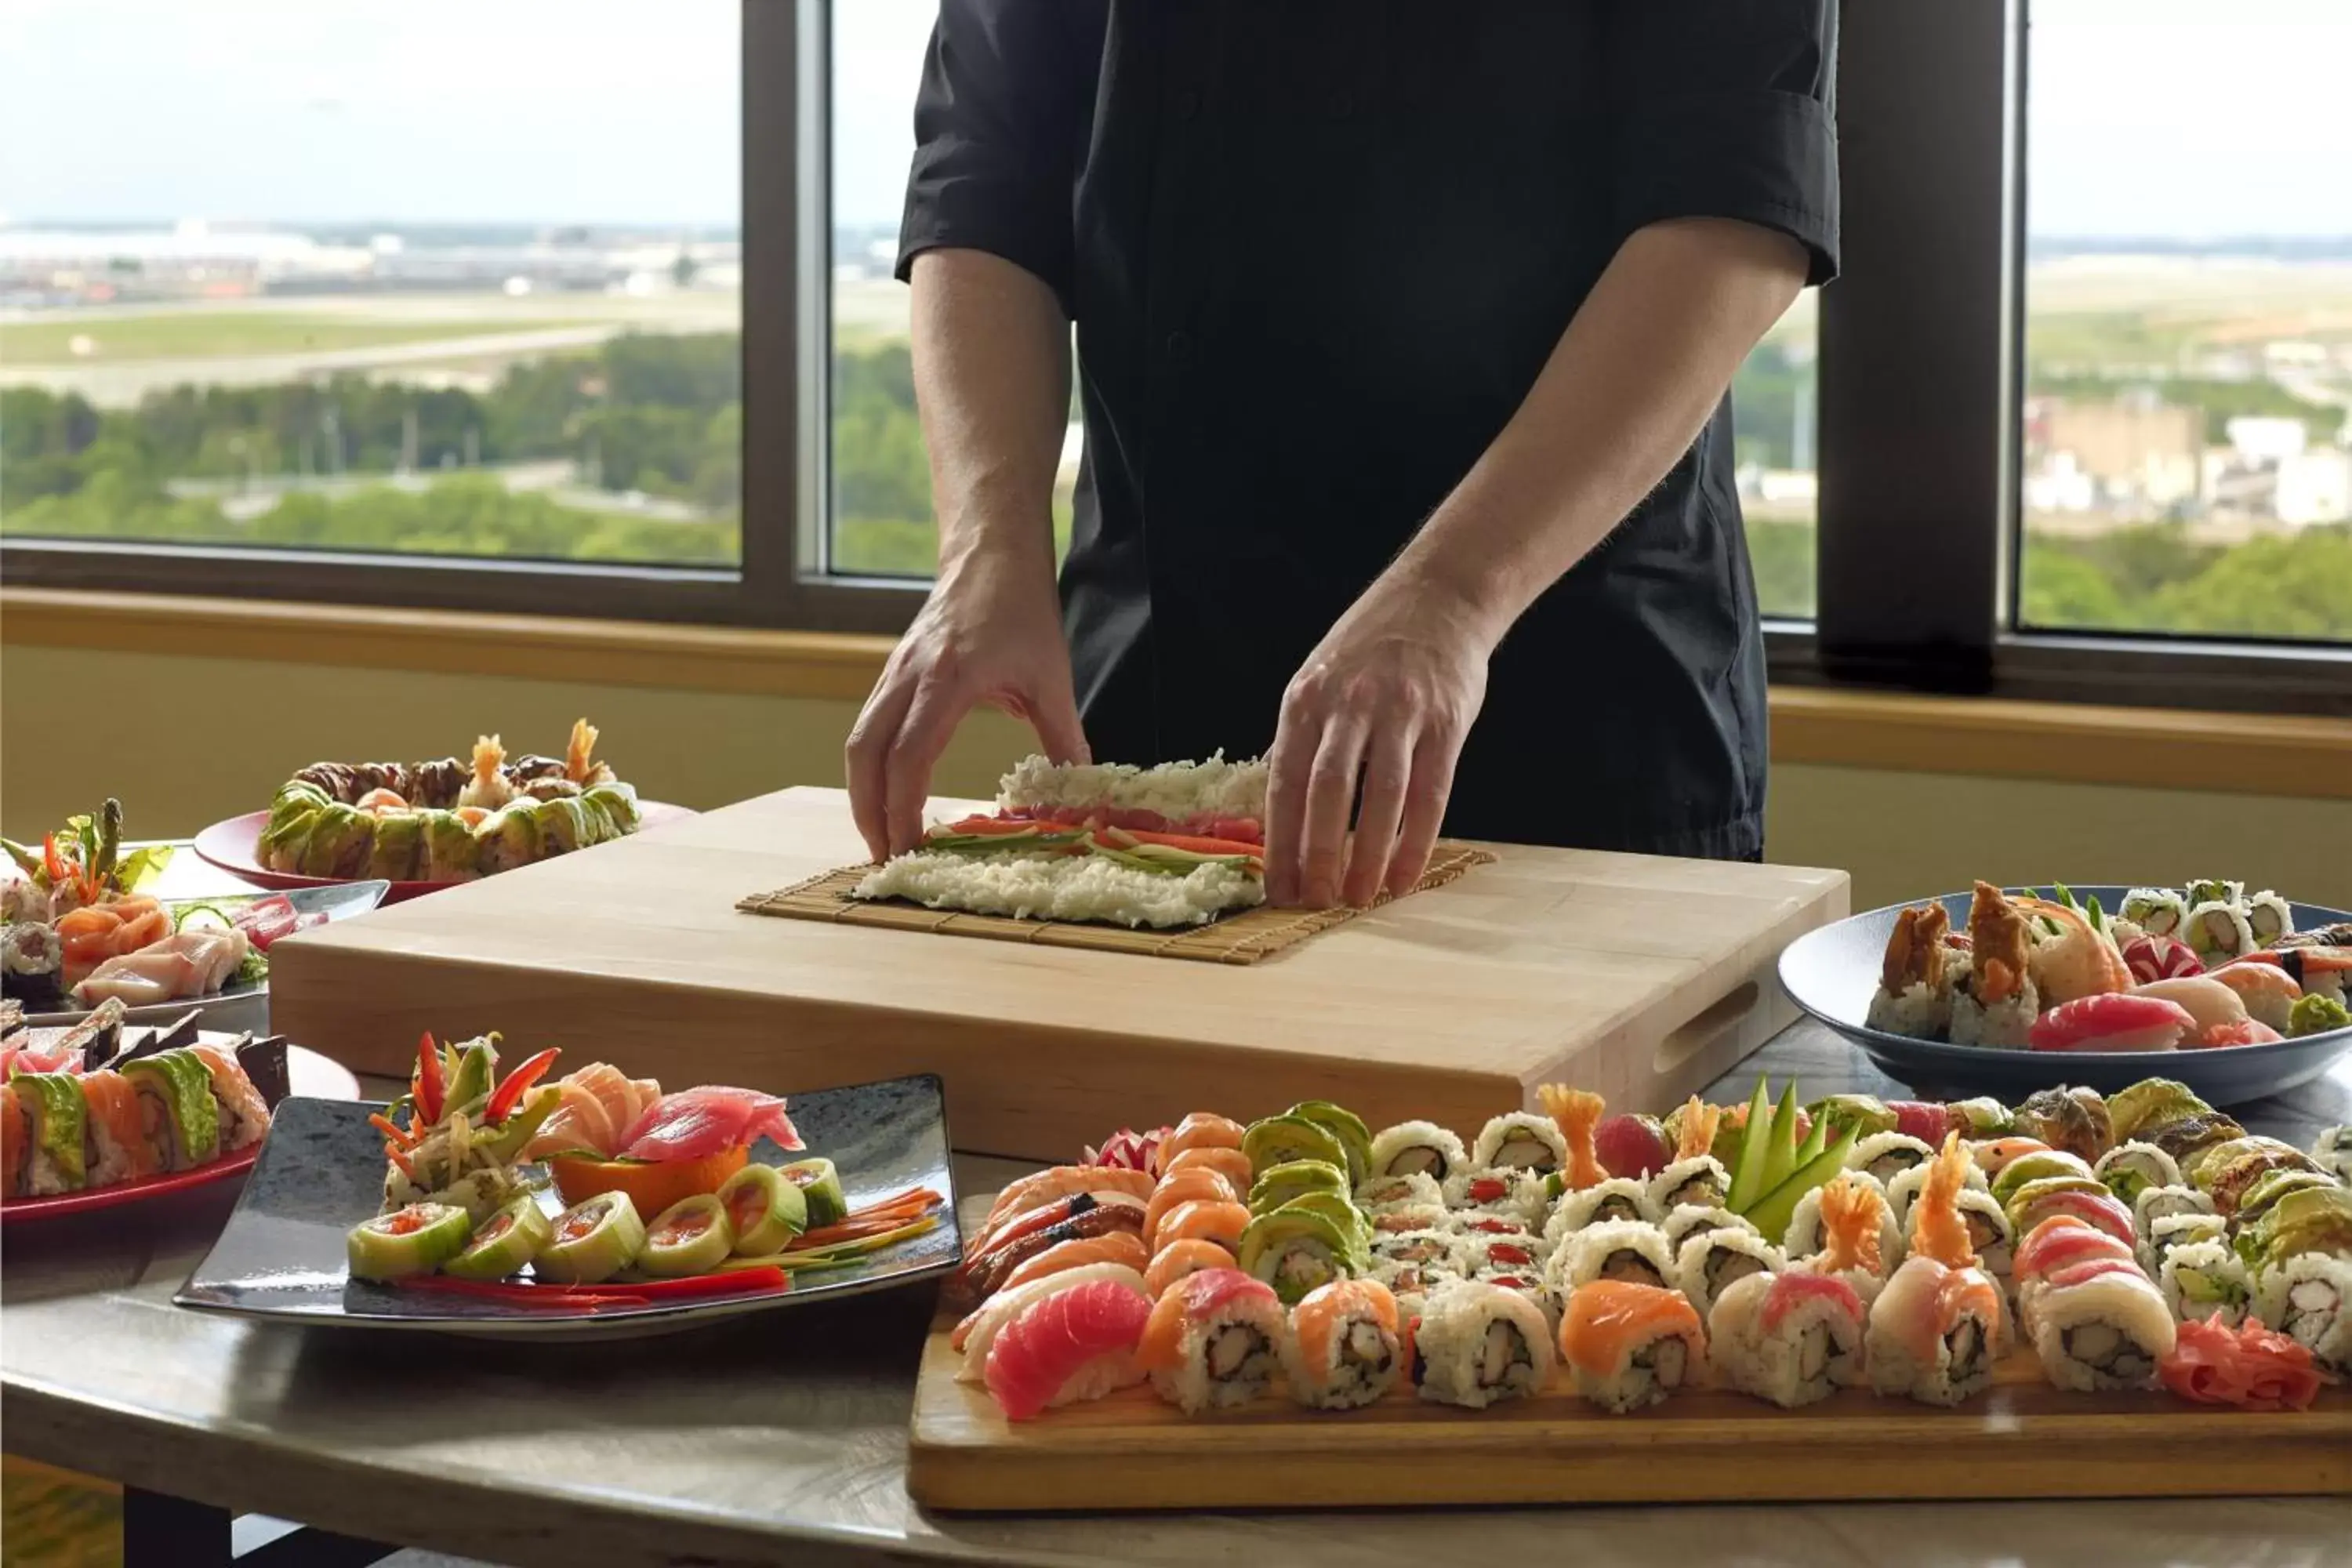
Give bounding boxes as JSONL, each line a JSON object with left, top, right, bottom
{"left": 2023, "top": 524, "right": 2351, "bottom": 638}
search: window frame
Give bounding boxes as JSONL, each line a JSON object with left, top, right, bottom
{"left": 4, "top": 0, "right": 2346, "bottom": 713}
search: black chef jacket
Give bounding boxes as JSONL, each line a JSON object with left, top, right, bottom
{"left": 897, "top": 2, "right": 1838, "bottom": 860}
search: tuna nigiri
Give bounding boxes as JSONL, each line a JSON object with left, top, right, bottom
{"left": 995, "top": 1231, "right": 1150, "bottom": 1296}
{"left": 983, "top": 1277, "right": 1152, "bottom": 1420}
{"left": 1145, "top": 1239, "right": 1238, "bottom": 1298}
{"left": 617, "top": 1087, "right": 803, "bottom": 1162}
{"left": 953, "top": 1261, "right": 1147, "bottom": 1368}
{"left": 982, "top": 1165, "right": 1156, "bottom": 1232}
{"left": 2027, "top": 993, "right": 2195, "bottom": 1053}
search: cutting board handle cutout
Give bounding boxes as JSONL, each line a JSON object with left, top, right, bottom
{"left": 1652, "top": 980, "right": 1763, "bottom": 1076}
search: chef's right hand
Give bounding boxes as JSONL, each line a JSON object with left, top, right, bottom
{"left": 845, "top": 549, "right": 1090, "bottom": 862}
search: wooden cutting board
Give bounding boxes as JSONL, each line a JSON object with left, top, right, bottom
{"left": 268, "top": 788, "right": 1848, "bottom": 1160}
{"left": 906, "top": 1322, "right": 2352, "bottom": 1510}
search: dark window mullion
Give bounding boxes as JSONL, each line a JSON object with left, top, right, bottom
{"left": 1814, "top": 0, "right": 2020, "bottom": 693}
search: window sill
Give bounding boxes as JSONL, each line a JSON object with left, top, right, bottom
{"left": 5, "top": 589, "right": 2347, "bottom": 799}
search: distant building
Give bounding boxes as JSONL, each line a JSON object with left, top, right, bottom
{"left": 2277, "top": 450, "right": 2351, "bottom": 527}
{"left": 2226, "top": 416, "right": 2309, "bottom": 465}
{"left": 2024, "top": 395, "right": 2200, "bottom": 515}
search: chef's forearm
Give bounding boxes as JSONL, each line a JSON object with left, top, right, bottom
{"left": 908, "top": 248, "right": 1072, "bottom": 585}
{"left": 1388, "top": 218, "right": 1809, "bottom": 647}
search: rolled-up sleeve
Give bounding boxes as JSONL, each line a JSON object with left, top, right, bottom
{"left": 1603, "top": 0, "right": 1840, "bottom": 285}
{"left": 895, "top": 0, "right": 1102, "bottom": 312}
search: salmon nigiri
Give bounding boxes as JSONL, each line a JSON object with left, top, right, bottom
{"left": 984, "top": 1277, "right": 1152, "bottom": 1420}
{"left": 1142, "top": 1168, "right": 1238, "bottom": 1244}
{"left": 1537, "top": 1085, "right": 1609, "bottom": 1191}
{"left": 1150, "top": 1198, "right": 1249, "bottom": 1255}
{"left": 1145, "top": 1239, "right": 1237, "bottom": 1298}
{"left": 1558, "top": 1280, "right": 1708, "bottom": 1412}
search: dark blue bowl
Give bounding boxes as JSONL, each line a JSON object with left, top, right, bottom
{"left": 1777, "top": 885, "right": 2351, "bottom": 1105}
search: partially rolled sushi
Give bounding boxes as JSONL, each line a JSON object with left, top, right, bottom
{"left": 1414, "top": 1279, "right": 1554, "bottom": 1409}
{"left": 1367, "top": 1120, "right": 1468, "bottom": 1182}
{"left": 1542, "top": 1177, "right": 1656, "bottom": 1243}
{"left": 1472, "top": 1112, "right": 1567, "bottom": 1174}
{"left": 1138, "top": 1267, "right": 1287, "bottom": 1414}
{"left": 2159, "top": 1239, "right": 2253, "bottom": 1327}
{"left": 1708, "top": 1269, "right": 1868, "bottom": 1409}
{"left": 1648, "top": 1154, "right": 1729, "bottom": 1214}
{"left": 1354, "top": 1171, "right": 1444, "bottom": 1214}
{"left": 1548, "top": 1219, "right": 1675, "bottom": 1293}
{"left": 1558, "top": 1280, "right": 1707, "bottom": 1413}
{"left": 2254, "top": 1254, "right": 2352, "bottom": 1373}
{"left": 2132, "top": 1182, "right": 2216, "bottom": 1238}
{"left": 2031, "top": 1268, "right": 2176, "bottom": 1391}
{"left": 1672, "top": 1226, "right": 1784, "bottom": 1323}
{"left": 1283, "top": 1278, "right": 1403, "bottom": 1410}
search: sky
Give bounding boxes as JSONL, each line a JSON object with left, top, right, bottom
{"left": 0, "top": 0, "right": 2344, "bottom": 238}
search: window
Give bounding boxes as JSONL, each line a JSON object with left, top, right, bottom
{"left": 0, "top": 2, "right": 745, "bottom": 572}
{"left": 2019, "top": 0, "right": 2352, "bottom": 644}
{"left": 1734, "top": 303, "right": 1820, "bottom": 620}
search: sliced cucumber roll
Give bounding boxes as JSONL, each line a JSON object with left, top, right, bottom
{"left": 719, "top": 1163, "right": 807, "bottom": 1254}
{"left": 441, "top": 1196, "right": 556, "bottom": 1282}
{"left": 642, "top": 1194, "right": 735, "bottom": 1278}
{"left": 535, "top": 1191, "right": 647, "bottom": 1283}
{"left": 347, "top": 1202, "right": 473, "bottom": 1282}
{"left": 778, "top": 1157, "right": 848, "bottom": 1227}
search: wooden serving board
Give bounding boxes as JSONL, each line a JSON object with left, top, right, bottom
{"left": 269, "top": 788, "right": 1848, "bottom": 1162}
{"left": 907, "top": 1321, "right": 2352, "bottom": 1511}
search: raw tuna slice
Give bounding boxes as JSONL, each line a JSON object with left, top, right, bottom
{"left": 619, "top": 1086, "right": 804, "bottom": 1162}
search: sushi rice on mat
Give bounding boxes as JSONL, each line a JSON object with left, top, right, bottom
{"left": 1709, "top": 1269, "right": 1869, "bottom": 1409}
{"left": 1546, "top": 1219, "right": 1676, "bottom": 1293}
{"left": 1558, "top": 1280, "right": 1708, "bottom": 1413}
{"left": 1138, "top": 1268, "right": 1288, "bottom": 1414}
{"left": 1414, "top": 1279, "right": 1555, "bottom": 1409}
{"left": 1472, "top": 1112, "right": 1568, "bottom": 1174}
{"left": 1367, "top": 1121, "right": 1468, "bottom": 1182}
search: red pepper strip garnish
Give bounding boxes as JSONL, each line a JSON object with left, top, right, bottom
{"left": 397, "top": 1277, "right": 652, "bottom": 1309}
{"left": 412, "top": 1032, "right": 445, "bottom": 1124}
{"left": 484, "top": 1047, "right": 561, "bottom": 1123}
{"left": 42, "top": 833, "right": 65, "bottom": 886}
{"left": 368, "top": 1112, "right": 417, "bottom": 1149}
{"left": 384, "top": 1143, "right": 420, "bottom": 1181}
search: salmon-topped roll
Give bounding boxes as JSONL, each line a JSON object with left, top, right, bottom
{"left": 1283, "top": 1278, "right": 1403, "bottom": 1410}
{"left": 1558, "top": 1280, "right": 1708, "bottom": 1413}
{"left": 1138, "top": 1268, "right": 1286, "bottom": 1414}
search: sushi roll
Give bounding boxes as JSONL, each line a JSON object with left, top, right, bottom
{"left": 2120, "top": 887, "right": 2187, "bottom": 940}
{"left": 2254, "top": 1254, "right": 2352, "bottom": 1372}
{"left": 120, "top": 1050, "right": 223, "bottom": 1173}
{"left": 1865, "top": 902, "right": 1957, "bottom": 1040}
{"left": 2310, "top": 1126, "right": 2352, "bottom": 1185}
{"left": 1908, "top": 1187, "right": 2015, "bottom": 1281}
{"left": 1440, "top": 1167, "right": 1547, "bottom": 1229}
{"left": 0, "top": 922, "right": 65, "bottom": 1011}
{"left": 1369, "top": 1203, "right": 1450, "bottom": 1236}
{"left": 2031, "top": 1268, "right": 2176, "bottom": 1391}
{"left": 2183, "top": 900, "right": 2256, "bottom": 967}
{"left": 1459, "top": 1230, "right": 1544, "bottom": 1278}
{"left": 14, "top": 1073, "right": 88, "bottom": 1196}
{"left": 190, "top": 1044, "right": 272, "bottom": 1152}
{"left": 2246, "top": 891, "right": 2295, "bottom": 949}
{"left": 1368, "top": 1258, "right": 1461, "bottom": 1319}
{"left": 1647, "top": 1154, "right": 1729, "bottom": 1215}
{"left": 1145, "top": 1240, "right": 1238, "bottom": 1301}
{"left": 1137, "top": 1267, "right": 1287, "bottom": 1414}
{"left": 1658, "top": 1204, "right": 1756, "bottom": 1256}
{"left": 1236, "top": 1193, "right": 1368, "bottom": 1305}
{"left": 1671, "top": 1226, "right": 1784, "bottom": 1322}
{"left": 1247, "top": 1159, "right": 1350, "bottom": 1216}
{"left": 2136, "top": 1211, "right": 2227, "bottom": 1276}
{"left": 1784, "top": 1173, "right": 1898, "bottom": 1269}
{"left": 1241, "top": 1114, "right": 1348, "bottom": 1180}
{"left": 1474, "top": 1267, "right": 1563, "bottom": 1330}
{"left": 1867, "top": 1256, "right": 2005, "bottom": 1406}
{"left": 1370, "top": 1227, "right": 1468, "bottom": 1273}
{"left": 1, "top": 1083, "right": 25, "bottom": 1199}
{"left": 1472, "top": 1112, "right": 1567, "bottom": 1175}
{"left": 2184, "top": 877, "right": 2245, "bottom": 909}
{"left": 2159, "top": 1239, "right": 2254, "bottom": 1327}
{"left": 1367, "top": 1120, "right": 1468, "bottom": 1182}
{"left": 1541, "top": 1177, "right": 1656, "bottom": 1243}
{"left": 2093, "top": 1142, "right": 2183, "bottom": 1210}
{"left": 1557, "top": 1280, "right": 1707, "bottom": 1413}
{"left": 1353, "top": 1171, "right": 1443, "bottom": 1214}
{"left": 987, "top": 1277, "right": 1153, "bottom": 1420}
{"left": 1885, "top": 1158, "right": 1987, "bottom": 1230}
{"left": 1548, "top": 1219, "right": 1675, "bottom": 1293}
{"left": 2132, "top": 1182, "right": 2216, "bottom": 1237}
{"left": 2006, "top": 1180, "right": 2136, "bottom": 1249}
{"left": 1848, "top": 1132, "right": 1935, "bottom": 1186}
{"left": 75, "top": 1070, "right": 154, "bottom": 1190}
{"left": 1708, "top": 1269, "right": 1869, "bottom": 1409}
{"left": 1414, "top": 1279, "right": 1554, "bottom": 1409}
{"left": 1283, "top": 1278, "right": 1404, "bottom": 1410}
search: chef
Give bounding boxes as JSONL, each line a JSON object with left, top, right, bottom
{"left": 847, "top": 2, "right": 1838, "bottom": 907}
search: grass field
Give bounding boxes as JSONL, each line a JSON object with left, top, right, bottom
{"left": 0, "top": 310, "right": 602, "bottom": 365}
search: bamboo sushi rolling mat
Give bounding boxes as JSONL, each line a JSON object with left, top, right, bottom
{"left": 738, "top": 843, "right": 1497, "bottom": 965}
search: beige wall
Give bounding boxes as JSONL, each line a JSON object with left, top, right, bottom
{"left": 5, "top": 643, "right": 2347, "bottom": 911}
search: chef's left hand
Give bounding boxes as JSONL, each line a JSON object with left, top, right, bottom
{"left": 1265, "top": 575, "right": 1495, "bottom": 909}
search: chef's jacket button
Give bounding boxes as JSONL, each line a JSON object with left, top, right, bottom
{"left": 1172, "top": 88, "right": 1201, "bottom": 121}
{"left": 1164, "top": 331, "right": 1190, "bottom": 363}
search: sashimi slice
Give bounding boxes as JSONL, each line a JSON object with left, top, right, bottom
{"left": 524, "top": 1063, "right": 662, "bottom": 1159}
{"left": 983, "top": 1278, "right": 1151, "bottom": 1420}
{"left": 619, "top": 1085, "right": 804, "bottom": 1162}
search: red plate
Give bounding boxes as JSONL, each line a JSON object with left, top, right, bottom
{"left": 0, "top": 1044, "right": 362, "bottom": 1225}
{"left": 193, "top": 801, "right": 696, "bottom": 904}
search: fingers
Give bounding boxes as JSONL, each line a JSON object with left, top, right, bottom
{"left": 1297, "top": 713, "right": 1370, "bottom": 909}
{"left": 883, "top": 681, "right": 966, "bottom": 856}
{"left": 1021, "top": 677, "right": 1093, "bottom": 768}
{"left": 1342, "top": 724, "right": 1414, "bottom": 907}
{"left": 844, "top": 672, "right": 916, "bottom": 862}
{"left": 1261, "top": 696, "right": 1321, "bottom": 907}
{"left": 1385, "top": 730, "right": 1461, "bottom": 900}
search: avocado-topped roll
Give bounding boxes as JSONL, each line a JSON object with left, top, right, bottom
{"left": 1237, "top": 1192, "right": 1369, "bottom": 1304}
{"left": 122, "top": 1049, "right": 222, "bottom": 1171}
{"left": 1241, "top": 1114, "right": 1346, "bottom": 1180}
{"left": 16, "top": 1072, "right": 89, "bottom": 1196}
{"left": 583, "top": 782, "right": 641, "bottom": 836}
{"left": 366, "top": 811, "right": 425, "bottom": 880}
{"left": 1248, "top": 1159, "right": 1350, "bottom": 1217}
{"left": 190, "top": 1044, "right": 274, "bottom": 1151}
{"left": 1285, "top": 1101, "right": 1371, "bottom": 1185}
{"left": 299, "top": 804, "right": 375, "bottom": 879}
{"left": 419, "top": 811, "right": 481, "bottom": 881}
{"left": 477, "top": 804, "right": 543, "bottom": 875}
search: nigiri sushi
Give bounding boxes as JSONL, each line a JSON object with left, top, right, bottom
{"left": 2204, "top": 960, "right": 2303, "bottom": 1033}
{"left": 1152, "top": 1198, "right": 1249, "bottom": 1256}
{"left": 967, "top": 1188, "right": 1147, "bottom": 1267}
{"left": 949, "top": 1198, "right": 1147, "bottom": 1308}
{"left": 983, "top": 1277, "right": 1152, "bottom": 1420}
{"left": 1283, "top": 1277, "right": 1403, "bottom": 1410}
{"left": 1145, "top": 1239, "right": 1238, "bottom": 1299}
{"left": 995, "top": 1232, "right": 1150, "bottom": 1296}
{"left": 1142, "top": 1169, "right": 1239, "bottom": 1244}
{"left": 2027, "top": 993, "right": 2194, "bottom": 1053}
{"left": 1138, "top": 1267, "right": 1288, "bottom": 1413}
{"left": 1558, "top": 1280, "right": 1708, "bottom": 1413}
{"left": 981, "top": 1164, "right": 1156, "bottom": 1232}
{"left": 953, "top": 1261, "right": 1147, "bottom": 1371}
{"left": 1157, "top": 1112, "right": 1246, "bottom": 1167}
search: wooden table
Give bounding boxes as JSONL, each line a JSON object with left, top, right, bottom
{"left": 5, "top": 1022, "right": 2348, "bottom": 1568}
